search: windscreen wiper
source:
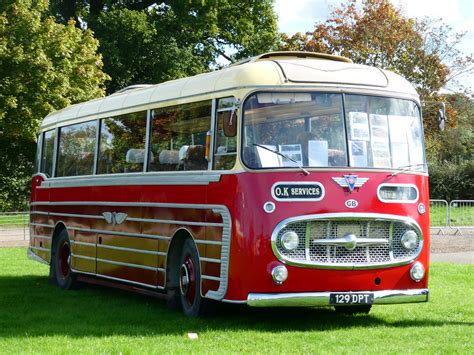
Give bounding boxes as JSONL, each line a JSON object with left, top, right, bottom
{"left": 252, "top": 143, "right": 310, "bottom": 176}
{"left": 390, "top": 163, "right": 428, "bottom": 177}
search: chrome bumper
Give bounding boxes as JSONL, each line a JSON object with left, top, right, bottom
{"left": 247, "top": 289, "right": 429, "bottom": 307}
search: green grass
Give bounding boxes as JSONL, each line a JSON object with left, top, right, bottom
{"left": 0, "top": 213, "right": 28, "bottom": 228}
{"left": 0, "top": 248, "right": 472, "bottom": 353}
{"left": 429, "top": 205, "right": 473, "bottom": 227}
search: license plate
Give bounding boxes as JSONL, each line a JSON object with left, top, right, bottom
{"left": 329, "top": 293, "right": 374, "bottom": 305}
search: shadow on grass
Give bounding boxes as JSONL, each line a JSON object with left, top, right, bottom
{"left": 0, "top": 275, "right": 471, "bottom": 339}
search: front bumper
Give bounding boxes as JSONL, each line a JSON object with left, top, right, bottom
{"left": 247, "top": 288, "right": 429, "bottom": 307}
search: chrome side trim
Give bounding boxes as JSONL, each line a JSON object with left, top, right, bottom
{"left": 29, "top": 246, "right": 50, "bottom": 252}
{"left": 271, "top": 213, "right": 423, "bottom": 270}
{"left": 96, "top": 258, "right": 165, "bottom": 272}
{"left": 38, "top": 172, "right": 221, "bottom": 188}
{"left": 71, "top": 253, "right": 95, "bottom": 261}
{"left": 194, "top": 239, "right": 222, "bottom": 245}
{"left": 30, "top": 210, "right": 224, "bottom": 227}
{"left": 204, "top": 206, "right": 232, "bottom": 301}
{"left": 31, "top": 234, "right": 52, "bottom": 240}
{"left": 71, "top": 268, "right": 164, "bottom": 290}
{"left": 202, "top": 275, "right": 221, "bottom": 282}
{"left": 67, "top": 226, "right": 171, "bottom": 241}
{"left": 27, "top": 247, "right": 49, "bottom": 265}
{"left": 200, "top": 257, "right": 221, "bottom": 263}
{"left": 97, "top": 243, "right": 167, "bottom": 256}
{"left": 247, "top": 289, "right": 429, "bottom": 307}
{"left": 30, "top": 222, "right": 55, "bottom": 228}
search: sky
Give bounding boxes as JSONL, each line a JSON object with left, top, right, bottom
{"left": 274, "top": 0, "right": 474, "bottom": 93}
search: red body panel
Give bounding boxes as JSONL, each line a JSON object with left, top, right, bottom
{"left": 30, "top": 169, "right": 430, "bottom": 301}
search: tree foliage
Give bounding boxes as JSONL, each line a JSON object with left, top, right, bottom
{"left": 49, "top": 0, "right": 279, "bottom": 93}
{"left": 0, "top": 0, "right": 108, "bottom": 210}
{"left": 278, "top": 0, "right": 472, "bottom": 100}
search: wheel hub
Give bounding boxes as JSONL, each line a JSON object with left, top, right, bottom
{"left": 179, "top": 255, "right": 196, "bottom": 305}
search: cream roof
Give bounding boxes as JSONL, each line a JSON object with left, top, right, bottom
{"left": 40, "top": 52, "right": 419, "bottom": 130}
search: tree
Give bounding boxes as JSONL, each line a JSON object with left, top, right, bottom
{"left": 278, "top": 0, "right": 472, "bottom": 100}
{"left": 0, "top": 0, "right": 108, "bottom": 210}
{"left": 49, "top": 1, "right": 279, "bottom": 93}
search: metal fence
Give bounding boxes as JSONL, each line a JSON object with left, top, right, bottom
{"left": 430, "top": 199, "right": 474, "bottom": 235}
{"left": 0, "top": 212, "right": 29, "bottom": 243}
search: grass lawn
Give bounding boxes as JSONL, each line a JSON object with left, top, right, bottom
{"left": 429, "top": 204, "right": 473, "bottom": 227}
{"left": 0, "top": 247, "right": 473, "bottom": 353}
{"left": 0, "top": 214, "right": 29, "bottom": 228}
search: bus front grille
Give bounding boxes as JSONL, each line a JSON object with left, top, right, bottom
{"left": 271, "top": 214, "right": 423, "bottom": 269}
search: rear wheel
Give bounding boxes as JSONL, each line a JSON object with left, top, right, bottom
{"left": 177, "top": 238, "right": 214, "bottom": 317}
{"left": 51, "top": 229, "right": 77, "bottom": 290}
{"left": 334, "top": 305, "right": 372, "bottom": 314}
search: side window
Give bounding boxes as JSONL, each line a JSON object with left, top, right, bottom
{"left": 40, "top": 129, "right": 56, "bottom": 177}
{"left": 57, "top": 121, "right": 97, "bottom": 177}
{"left": 149, "top": 101, "right": 211, "bottom": 171}
{"left": 98, "top": 111, "right": 147, "bottom": 174}
{"left": 214, "top": 97, "right": 237, "bottom": 170}
{"left": 34, "top": 133, "right": 42, "bottom": 173}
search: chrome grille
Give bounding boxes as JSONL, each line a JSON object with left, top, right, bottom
{"left": 272, "top": 214, "right": 423, "bottom": 269}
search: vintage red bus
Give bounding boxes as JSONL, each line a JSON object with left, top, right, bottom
{"left": 29, "top": 52, "right": 429, "bottom": 316}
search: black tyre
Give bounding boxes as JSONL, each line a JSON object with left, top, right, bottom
{"left": 334, "top": 305, "right": 372, "bottom": 314}
{"left": 177, "top": 238, "right": 214, "bottom": 317}
{"left": 51, "top": 229, "right": 77, "bottom": 290}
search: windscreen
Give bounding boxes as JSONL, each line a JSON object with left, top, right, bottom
{"left": 242, "top": 92, "right": 424, "bottom": 171}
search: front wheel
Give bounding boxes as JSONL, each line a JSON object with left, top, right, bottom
{"left": 177, "top": 238, "right": 214, "bottom": 317}
{"left": 51, "top": 229, "right": 77, "bottom": 290}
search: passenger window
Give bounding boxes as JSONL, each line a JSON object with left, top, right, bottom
{"left": 57, "top": 121, "right": 97, "bottom": 177}
{"left": 149, "top": 101, "right": 211, "bottom": 171}
{"left": 40, "top": 129, "right": 56, "bottom": 177}
{"left": 34, "top": 134, "right": 42, "bottom": 174}
{"left": 214, "top": 98, "right": 238, "bottom": 170}
{"left": 98, "top": 111, "right": 147, "bottom": 174}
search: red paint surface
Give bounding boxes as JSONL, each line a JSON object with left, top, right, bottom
{"left": 30, "top": 169, "right": 430, "bottom": 301}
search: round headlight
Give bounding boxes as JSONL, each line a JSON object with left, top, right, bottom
{"left": 271, "top": 265, "right": 288, "bottom": 284}
{"left": 281, "top": 231, "right": 299, "bottom": 251}
{"left": 401, "top": 230, "right": 418, "bottom": 250}
{"left": 410, "top": 262, "right": 425, "bottom": 282}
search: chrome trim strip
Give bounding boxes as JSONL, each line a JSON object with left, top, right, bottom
{"left": 312, "top": 237, "right": 388, "bottom": 247}
{"left": 271, "top": 213, "right": 423, "bottom": 270}
{"left": 202, "top": 275, "right": 221, "bottom": 282}
{"left": 200, "top": 257, "right": 221, "bottom": 263}
{"left": 71, "top": 268, "right": 164, "bottom": 290}
{"left": 37, "top": 172, "right": 221, "bottom": 188}
{"left": 67, "top": 226, "right": 171, "bottom": 241}
{"left": 194, "top": 239, "right": 222, "bottom": 245}
{"left": 31, "top": 234, "right": 52, "bottom": 240}
{"left": 31, "top": 210, "right": 223, "bottom": 227}
{"left": 96, "top": 258, "right": 165, "bottom": 272}
{"left": 71, "top": 253, "right": 95, "bottom": 261}
{"left": 127, "top": 216, "right": 223, "bottom": 227}
{"left": 70, "top": 240, "right": 95, "bottom": 247}
{"left": 27, "top": 247, "right": 50, "bottom": 265}
{"left": 247, "top": 289, "right": 429, "bottom": 307}
{"left": 98, "top": 243, "right": 167, "bottom": 256}
{"left": 30, "top": 222, "right": 55, "bottom": 228}
{"left": 204, "top": 206, "right": 231, "bottom": 301}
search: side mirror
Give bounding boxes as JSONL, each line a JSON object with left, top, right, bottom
{"left": 222, "top": 110, "right": 237, "bottom": 137}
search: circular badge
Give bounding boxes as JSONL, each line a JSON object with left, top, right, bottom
{"left": 345, "top": 199, "right": 359, "bottom": 208}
